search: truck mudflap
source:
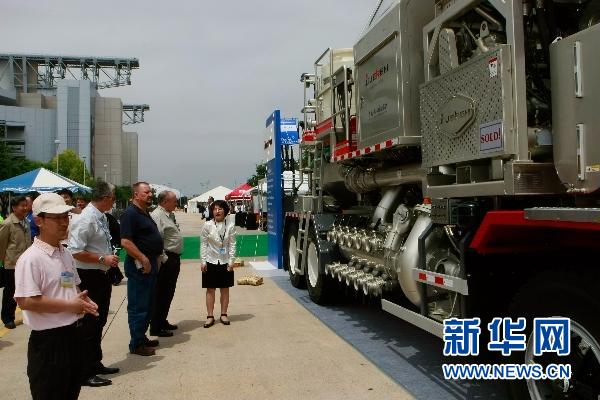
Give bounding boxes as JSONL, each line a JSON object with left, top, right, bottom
{"left": 470, "top": 210, "right": 600, "bottom": 255}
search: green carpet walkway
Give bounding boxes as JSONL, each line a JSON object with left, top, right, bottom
{"left": 119, "top": 235, "right": 268, "bottom": 261}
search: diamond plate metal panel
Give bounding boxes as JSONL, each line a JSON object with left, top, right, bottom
{"left": 420, "top": 45, "right": 515, "bottom": 167}
{"left": 439, "top": 28, "right": 458, "bottom": 75}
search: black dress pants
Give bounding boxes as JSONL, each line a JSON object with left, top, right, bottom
{"left": 1, "top": 268, "right": 16, "bottom": 324}
{"left": 150, "top": 252, "right": 181, "bottom": 331}
{"left": 77, "top": 269, "right": 112, "bottom": 379}
{"left": 27, "top": 322, "right": 83, "bottom": 400}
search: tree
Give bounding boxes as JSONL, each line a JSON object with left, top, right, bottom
{"left": 0, "top": 141, "right": 49, "bottom": 181}
{"left": 247, "top": 163, "right": 267, "bottom": 187}
{"left": 0, "top": 141, "right": 11, "bottom": 180}
{"left": 48, "top": 149, "right": 90, "bottom": 184}
{"left": 114, "top": 185, "right": 132, "bottom": 209}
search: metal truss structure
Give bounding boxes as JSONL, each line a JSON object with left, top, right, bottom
{"left": 122, "top": 104, "right": 150, "bottom": 125}
{"left": 0, "top": 53, "right": 139, "bottom": 91}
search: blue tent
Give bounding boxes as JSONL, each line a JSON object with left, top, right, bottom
{"left": 0, "top": 168, "right": 91, "bottom": 193}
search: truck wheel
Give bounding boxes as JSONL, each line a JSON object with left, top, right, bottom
{"left": 305, "top": 229, "right": 334, "bottom": 304}
{"left": 508, "top": 269, "right": 600, "bottom": 400}
{"left": 284, "top": 222, "right": 305, "bottom": 288}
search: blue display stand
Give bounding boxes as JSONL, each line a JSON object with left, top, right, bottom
{"left": 264, "top": 111, "right": 299, "bottom": 268}
{"left": 265, "top": 110, "right": 284, "bottom": 268}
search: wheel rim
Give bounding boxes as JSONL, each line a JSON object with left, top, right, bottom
{"left": 307, "top": 241, "right": 319, "bottom": 288}
{"left": 525, "top": 318, "right": 600, "bottom": 399}
{"left": 288, "top": 234, "right": 297, "bottom": 275}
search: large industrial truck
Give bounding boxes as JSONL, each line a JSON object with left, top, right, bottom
{"left": 280, "top": 0, "right": 600, "bottom": 398}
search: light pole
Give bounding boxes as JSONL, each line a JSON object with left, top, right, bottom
{"left": 103, "top": 164, "right": 108, "bottom": 182}
{"left": 82, "top": 156, "right": 87, "bottom": 186}
{"left": 54, "top": 139, "right": 60, "bottom": 173}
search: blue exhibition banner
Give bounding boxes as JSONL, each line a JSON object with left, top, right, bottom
{"left": 265, "top": 110, "right": 283, "bottom": 268}
{"left": 280, "top": 118, "right": 299, "bottom": 145}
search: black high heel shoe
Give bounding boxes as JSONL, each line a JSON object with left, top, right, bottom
{"left": 220, "top": 314, "right": 231, "bottom": 325}
{"left": 204, "top": 316, "right": 215, "bottom": 328}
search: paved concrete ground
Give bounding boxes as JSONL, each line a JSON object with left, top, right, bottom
{"left": 0, "top": 210, "right": 412, "bottom": 400}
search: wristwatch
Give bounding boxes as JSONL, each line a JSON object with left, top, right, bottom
{"left": 98, "top": 255, "right": 105, "bottom": 265}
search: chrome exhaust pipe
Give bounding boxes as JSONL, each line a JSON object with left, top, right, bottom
{"left": 328, "top": 262, "right": 343, "bottom": 278}
{"left": 352, "top": 271, "right": 367, "bottom": 291}
{"left": 337, "top": 265, "right": 351, "bottom": 282}
{"left": 356, "top": 275, "right": 372, "bottom": 295}
{"left": 362, "top": 276, "right": 378, "bottom": 296}
{"left": 366, "top": 277, "right": 386, "bottom": 297}
{"left": 345, "top": 267, "right": 359, "bottom": 286}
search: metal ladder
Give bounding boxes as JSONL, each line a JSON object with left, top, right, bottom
{"left": 311, "top": 141, "right": 324, "bottom": 202}
{"left": 294, "top": 211, "right": 312, "bottom": 274}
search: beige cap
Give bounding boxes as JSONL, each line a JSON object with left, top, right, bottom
{"left": 32, "top": 193, "right": 74, "bottom": 216}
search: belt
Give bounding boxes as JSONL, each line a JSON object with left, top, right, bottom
{"left": 165, "top": 251, "right": 181, "bottom": 257}
{"left": 31, "top": 319, "right": 84, "bottom": 337}
{"left": 77, "top": 267, "right": 108, "bottom": 274}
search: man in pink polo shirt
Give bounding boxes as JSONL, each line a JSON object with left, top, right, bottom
{"left": 15, "top": 193, "right": 99, "bottom": 400}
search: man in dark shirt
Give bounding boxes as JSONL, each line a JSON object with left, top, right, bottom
{"left": 120, "top": 181, "right": 164, "bottom": 356}
{"left": 205, "top": 196, "right": 214, "bottom": 221}
{"left": 106, "top": 213, "right": 124, "bottom": 286}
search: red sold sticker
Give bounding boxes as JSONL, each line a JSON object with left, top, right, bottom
{"left": 480, "top": 120, "right": 503, "bottom": 153}
{"left": 489, "top": 56, "right": 498, "bottom": 78}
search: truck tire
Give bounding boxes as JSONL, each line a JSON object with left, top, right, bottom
{"left": 305, "top": 228, "right": 334, "bottom": 304}
{"left": 284, "top": 222, "right": 305, "bottom": 288}
{"left": 507, "top": 269, "right": 600, "bottom": 400}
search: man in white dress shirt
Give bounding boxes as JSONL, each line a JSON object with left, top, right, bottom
{"left": 68, "top": 181, "right": 120, "bottom": 387}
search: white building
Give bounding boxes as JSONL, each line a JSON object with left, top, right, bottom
{"left": 0, "top": 54, "right": 144, "bottom": 186}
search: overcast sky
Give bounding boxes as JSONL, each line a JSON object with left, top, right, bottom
{"left": 5, "top": 0, "right": 376, "bottom": 196}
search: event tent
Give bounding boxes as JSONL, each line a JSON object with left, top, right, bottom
{"left": 0, "top": 168, "right": 91, "bottom": 194}
{"left": 225, "top": 183, "right": 252, "bottom": 200}
{"left": 149, "top": 183, "right": 181, "bottom": 198}
{"left": 186, "top": 186, "right": 231, "bottom": 213}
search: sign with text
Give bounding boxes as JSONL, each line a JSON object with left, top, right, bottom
{"left": 265, "top": 110, "right": 283, "bottom": 268}
{"left": 280, "top": 118, "right": 299, "bottom": 145}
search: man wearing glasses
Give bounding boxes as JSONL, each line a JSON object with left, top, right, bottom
{"left": 15, "top": 193, "right": 98, "bottom": 400}
{"left": 68, "top": 181, "right": 120, "bottom": 387}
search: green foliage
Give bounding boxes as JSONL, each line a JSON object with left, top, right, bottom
{"left": 247, "top": 163, "right": 267, "bottom": 187}
{"left": 48, "top": 149, "right": 90, "bottom": 184}
{"left": 0, "top": 141, "right": 49, "bottom": 181}
{"left": 114, "top": 185, "right": 133, "bottom": 209}
{"left": 179, "top": 196, "right": 188, "bottom": 208}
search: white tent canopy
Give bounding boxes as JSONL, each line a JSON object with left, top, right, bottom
{"left": 0, "top": 167, "right": 91, "bottom": 193}
{"left": 186, "top": 186, "right": 231, "bottom": 213}
{"left": 149, "top": 183, "right": 181, "bottom": 198}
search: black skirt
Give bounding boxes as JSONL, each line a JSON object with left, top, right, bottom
{"left": 202, "top": 262, "right": 234, "bottom": 288}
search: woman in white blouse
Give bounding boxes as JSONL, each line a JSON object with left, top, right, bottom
{"left": 200, "top": 200, "right": 236, "bottom": 327}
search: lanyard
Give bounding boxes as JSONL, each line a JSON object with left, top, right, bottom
{"left": 214, "top": 220, "right": 227, "bottom": 247}
{"left": 96, "top": 214, "right": 112, "bottom": 251}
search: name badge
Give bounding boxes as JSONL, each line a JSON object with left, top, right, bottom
{"left": 219, "top": 247, "right": 226, "bottom": 255}
{"left": 60, "top": 271, "right": 75, "bottom": 288}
